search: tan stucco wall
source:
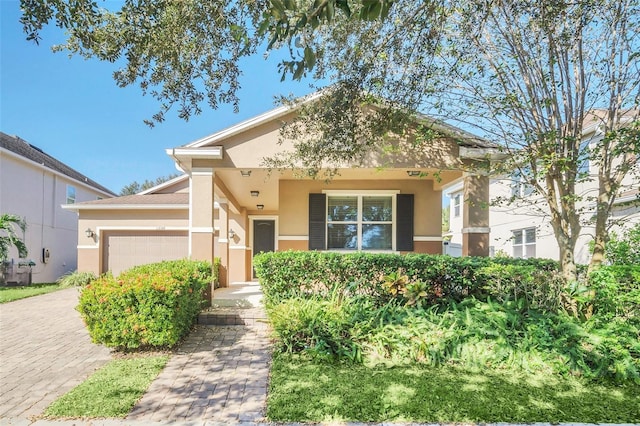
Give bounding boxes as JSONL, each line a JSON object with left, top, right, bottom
{"left": 77, "top": 209, "right": 189, "bottom": 274}
{"left": 278, "top": 179, "right": 442, "bottom": 238}
{"left": 413, "top": 241, "right": 442, "bottom": 254}
{"left": 278, "top": 239, "right": 308, "bottom": 251}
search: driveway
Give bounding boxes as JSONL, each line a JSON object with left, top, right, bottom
{"left": 0, "top": 288, "right": 112, "bottom": 419}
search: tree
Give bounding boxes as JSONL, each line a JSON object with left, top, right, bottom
{"left": 20, "top": 0, "right": 640, "bottom": 282}
{"left": 120, "top": 173, "right": 181, "bottom": 196}
{"left": 264, "top": 0, "right": 640, "bottom": 282}
{"left": 0, "top": 214, "right": 28, "bottom": 262}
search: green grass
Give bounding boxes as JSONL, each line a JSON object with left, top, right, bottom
{"left": 268, "top": 354, "right": 640, "bottom": 423}
{"left": 0, "top": 283, "right": 62, "bottom": 303}
{"left": 44, "top": 355, "right": 169, "bottom": 418}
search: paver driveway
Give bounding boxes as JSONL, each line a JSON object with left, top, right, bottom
{"left": 0, "top": 288, "right": 112, "bottom": 419}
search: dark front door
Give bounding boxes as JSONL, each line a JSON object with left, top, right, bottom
{"left": 253, "top": 220, "right": 275, "bottom": 277}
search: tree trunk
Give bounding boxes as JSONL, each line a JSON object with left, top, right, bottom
{"left": 559, "top": 240, "right": 578, "bottom": 283}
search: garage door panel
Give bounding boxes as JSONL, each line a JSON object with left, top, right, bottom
{"left": 104, "top": 231, "right": 188, "bottom": 276}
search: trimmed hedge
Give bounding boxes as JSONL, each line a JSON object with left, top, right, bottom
{"left": 253, "top": 251, "right": 563, "bottom": 308}
{"left": 78, "top": 260, "right": 212, "bottom": 349}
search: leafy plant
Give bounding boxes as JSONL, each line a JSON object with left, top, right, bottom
{"left": 605, "top": 223, "right": 640, "bottom": 265}
{"left": 57, "top": 270, "right": 97, "bottom": 288}
{"left": 0, "top": 213, "right": 27, "bottom": 261}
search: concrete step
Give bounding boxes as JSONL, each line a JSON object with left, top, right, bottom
{"left": 198, "top": 306, "right": 267, "bottom": 326}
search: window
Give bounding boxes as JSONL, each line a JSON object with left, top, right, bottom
{"left": 511, "top": 168, "right": 534, "bottom": 198}
{"left": 66, "top": 185, "right": 76, "bottom": 204}
{"left": 512, "top": 227, "right": 536, "bottom": 258}
{"left": 453, "top": 194, "right": 461, "bottom": 217}
{"left": 327, "top": 194, "right": 394, "bottom": 250}
{"left": 578, "top": 140, "right": 590, "bottom": 175}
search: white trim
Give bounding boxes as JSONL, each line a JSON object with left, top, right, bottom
{"left": 192, "top": 168, "right": 215, "bottom": 175}
{"left": 229, "top": 245, "right": 249, "bottom": 250}
{"left": 218, "top": 238, "right": 229, "bottom": 243}
{"left": 170, "top": 147, "right": 223, "bottom": 159}
{"left": 77, "top": 245, "right": 98, "bottom": 249}
{"left": 462, "top": 227, "right": 491, "bottom": 233}
{"left": 62, "top": 204, "right": 188, "bottom": 211}
{"left": 191, "top": 227, "right": 215, "bottom": 233}
{"left": 324, "top": 192, "right": 397, "bottom": 251}
{"left": 322, "top": 189, "right": 401, "bottom": 195}
{"left": 414, "top": 236, "right": 443, "bottom": 242}
{"left": 97, "top": 226, "right": 189, "bottom": 232}
{"left": 0, "top": 146, "right": 115, "bottom": 198}
{"left": 278, "top": 235, "right": 309, "bottom": 241}
{"left": 459, "top": 146, "right": 507, "bottom": 161}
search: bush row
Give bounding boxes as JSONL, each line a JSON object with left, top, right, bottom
{"left": 78, "top": 259, "right": 212, "bottom": 349}
{"left": 253, "top": 251, "right": 565, "bottom": 309}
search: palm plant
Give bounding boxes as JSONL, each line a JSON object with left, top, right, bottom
{"left": 0, "top": 214, "right": 27, "bottom": 262}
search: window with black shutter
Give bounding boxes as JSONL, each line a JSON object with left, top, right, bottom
{"left": 308, "top": 193, "right": 326, "bottom": 250}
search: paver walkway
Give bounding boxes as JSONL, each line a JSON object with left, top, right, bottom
{"left": 127, "top": 320, "right": 271, "bottom": 423}
{"left": 0, "top": 288, "right": 112, "bottom": 419}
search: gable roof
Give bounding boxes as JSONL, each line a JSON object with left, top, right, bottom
{"left": 178, "top": 90, "right": 497, "bottom": 150}
{"left": 0, "top": 132, "right": 116, "bottom": 196}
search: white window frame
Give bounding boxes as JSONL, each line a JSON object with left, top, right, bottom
{"left": 511, "top": 168, "right": 534, "bottom": 198}
{"left": 323, "top": 190, "right": 399, "bottom": 251}
{"left": 453, "top": 194, "right": 461, "bottom": 217}
{"left": 512, "top": 227, "right": 536, "bottom": 259}
{"left": 66, "top": 185, "right": 76, "bottom": 204}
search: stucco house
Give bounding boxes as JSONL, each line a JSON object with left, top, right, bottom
{"left": 444, "top": 115, "right": 640, "bottom": 263}
{"left": 65, "top": 100, "right": 499, "bottom": 288}
{"left": 1, "top": 132, "right": 116, "bottom": 283}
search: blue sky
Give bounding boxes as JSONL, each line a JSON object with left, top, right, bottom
{"left": 0, "top": 1, "right": 317, "bottom": 194}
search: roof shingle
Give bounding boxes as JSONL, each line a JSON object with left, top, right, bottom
{"left": 0, "top": 132, "right": 116, "bottom": 196}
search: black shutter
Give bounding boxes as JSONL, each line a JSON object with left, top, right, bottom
{"left": 396, "top": 194, "right": 414, "bottom": 251}
{"left": 308, "top": 193, "right": 326, "bottom": 250}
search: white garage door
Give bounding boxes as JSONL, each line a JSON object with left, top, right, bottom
{"left": 103, "top": 231, "right": 189, "bottom": 276}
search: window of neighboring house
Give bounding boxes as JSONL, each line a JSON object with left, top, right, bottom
{"left": 327, "top": 194, "right": 394, "bottom": 250}
{"left": 512, "top": 227, "right": 536, "bottom": 258}
{"left": 453, "top": 194, "right": 461, "bottom": 217}
{"left": 511, "top": 168, "right": 534, "bottom": 197}
{"left": 66, "top": 185, "right": 76, "bottom": 204}
{"left": 97, "top": 196, "right": 103, "bottom": 200}
{"left": 578, "top": 140, "right": 590, "bottom": 175}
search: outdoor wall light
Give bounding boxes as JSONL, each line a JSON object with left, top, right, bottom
{"left": 257, "top": 204, "right": 264, "bottom": 210}
{"left": 240, "top": 170, "right": 252, "bottom": 177}
{"left": 406, "top": 170, "right": 421, "bottom": 177}
{"left": 228, "top": 229, "right": 236, "bottom": 239}
{"left": 250, "top": 190, "right": 260, "bottom": 197}
{"left": 85, "top": 228, "right": 95, "bottom": 238}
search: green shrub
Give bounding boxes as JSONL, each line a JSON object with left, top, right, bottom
{"left": 57, "top": 270, "right": 97, "bottom": 288}
{"left": 254, "top": 251, "right": 560, "bottom": 307}
{"left": 77, "top": 260, "right": 212, "bottom": 349}
{"left": 588, "top": 265, "right": 640, "bottom": 323}
{"left": 605, "top": 223, "right": 640, "bottom": 265}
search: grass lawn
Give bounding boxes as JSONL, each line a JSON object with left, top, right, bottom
{"left": 44, "top": 355, "right": 169, "bottom": 418}
{"left": 268, "top": 354, "right": 640, "bottom": 424}
{"left": 0, "top": 283, "right": 62, "bottom": 303}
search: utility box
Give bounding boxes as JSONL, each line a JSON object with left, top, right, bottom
{"left": 1, "top": 260, "right": 34, "bottom": 286}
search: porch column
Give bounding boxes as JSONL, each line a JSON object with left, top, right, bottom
{"left": 217, "top": 200, "right": 230, "bottom": 288}
{"left": 189, "top": 167, "right": 215, "bottom": 262}
{"left": 462, "top": 173, "right": 490, "bottom": 257}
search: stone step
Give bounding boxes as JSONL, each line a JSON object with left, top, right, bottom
{"left": 198, "top": 307, "right": 267, "bottom": 326}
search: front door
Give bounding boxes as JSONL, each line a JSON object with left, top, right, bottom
{"left": 253, "top": 220, "right": 275, "bottom": 277}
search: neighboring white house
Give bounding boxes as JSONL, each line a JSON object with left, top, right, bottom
{"left": 1, "top": 132, "right": 116, "bottom": 283}
{"left": 444, "top": 121, "right": 640, "bottom": 263}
